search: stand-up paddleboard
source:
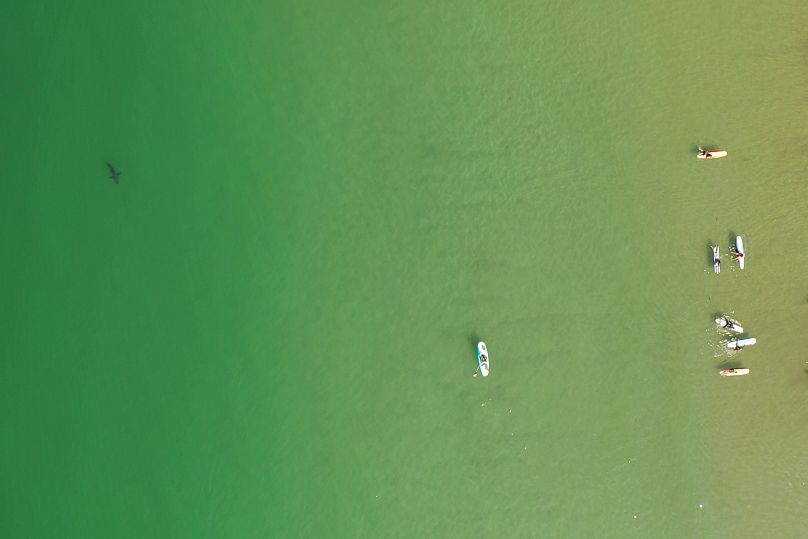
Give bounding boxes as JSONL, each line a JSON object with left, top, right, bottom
{"left": 477, "top": 342, "right": 489, "bottom": 377}
{"left": 697, "top": 147, "right": 728, "bottom": 160}
{"left": 735, "top": 236, "right": 745, "bottom": 269}
{"left": 720, "top": 368, "right": 750, "bottom": 377}
{"left": 727, "top": 337, "right": 756, "bottom": 350}
{"left": 715, "top": 316, "right": 743, "bottom": 333}
{"left": 712, "top": 244, "right": 721, "bottom": 274}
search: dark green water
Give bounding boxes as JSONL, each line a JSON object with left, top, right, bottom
{"left": 3, "top": 2, "right": 808, "bottom": 537}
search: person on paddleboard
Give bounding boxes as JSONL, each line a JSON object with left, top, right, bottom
{"left": 733, "top": 251, "right": 744, "bottom": 261}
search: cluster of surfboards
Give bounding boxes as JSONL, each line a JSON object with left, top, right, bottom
{"left": 715, "top": 316, "right": 757, "bottom": 376}
{"left": 700, "top": 148, "right": 757, "bottom": 377}
{"left": 716, "top": 316, "right": 756, "bottom": 348}
{"left": 712, "top": 236, "right": 745, "bottom": 274}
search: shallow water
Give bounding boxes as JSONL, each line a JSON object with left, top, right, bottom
{"left": 3, "top": 1, "right": 808, "bottom": 537}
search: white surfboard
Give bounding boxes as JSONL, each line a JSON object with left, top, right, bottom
{"left": 727, "top": 338, "right": 756, "bottom": 350}
{"left": 477, "top": 342, "right": 489, "bottom": 377}
{"left": 715, "top": 317, "right": 743, "bottom": 333}
{"left": 735, "top": 236, "right": 745, "bottom": 269}
{"left": 712, "top": 244, "right": 721, "bottom": 274}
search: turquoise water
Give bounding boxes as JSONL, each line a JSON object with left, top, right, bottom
{"left": 3, "top": 2, "right": 808, "bottom": 537}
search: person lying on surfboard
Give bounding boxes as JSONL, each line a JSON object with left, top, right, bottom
{"left": 733, "top": 252, "right": 744, "bottom": 261}
{"left": 698, "top": 147, "right": 711, "bottom": 158}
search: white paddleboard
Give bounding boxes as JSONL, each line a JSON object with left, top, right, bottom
{"left": 735, "top": 236, "right": 745, "bottom": 269}
{"left": 712, "top": 245, "right": 721, "bottom": 274}
{"left": 727, "top": 338, "right": 756, "bottom": 350}
{"left": 715, "top": 317, "right": 743, "bottom": 333}
{"left": 477, "top": 341, "right": 489, "bottom": 377}
{"left": 720, "top": 368, "right": 749, "bottom": 377}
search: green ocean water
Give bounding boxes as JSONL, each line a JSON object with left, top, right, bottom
{"left": 3, "top": 1, "right": 808, "bottom": 537}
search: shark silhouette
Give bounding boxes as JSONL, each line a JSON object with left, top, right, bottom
{"left": 106, "top": 162, "right": 121, "bottom": 184}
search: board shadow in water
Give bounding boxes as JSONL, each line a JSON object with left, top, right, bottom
{"left": 692, "top": 143, "right": 725, "bottom": 155}
{"left": 468, "top": 334, "right": 481, "bottom": 369}
{"left": 718, "top": 360, "right": 743, "bottom": 371}
{"left": 706, "top": 241, "right": 716, "bottom": 270}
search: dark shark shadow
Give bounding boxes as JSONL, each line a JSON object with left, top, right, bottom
{"left": 106, "top": 162, "right": 121, "bottom": 184}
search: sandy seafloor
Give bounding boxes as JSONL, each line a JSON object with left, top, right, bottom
{"left": 2, "top": 2, "right": 808, "bottom": 537}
